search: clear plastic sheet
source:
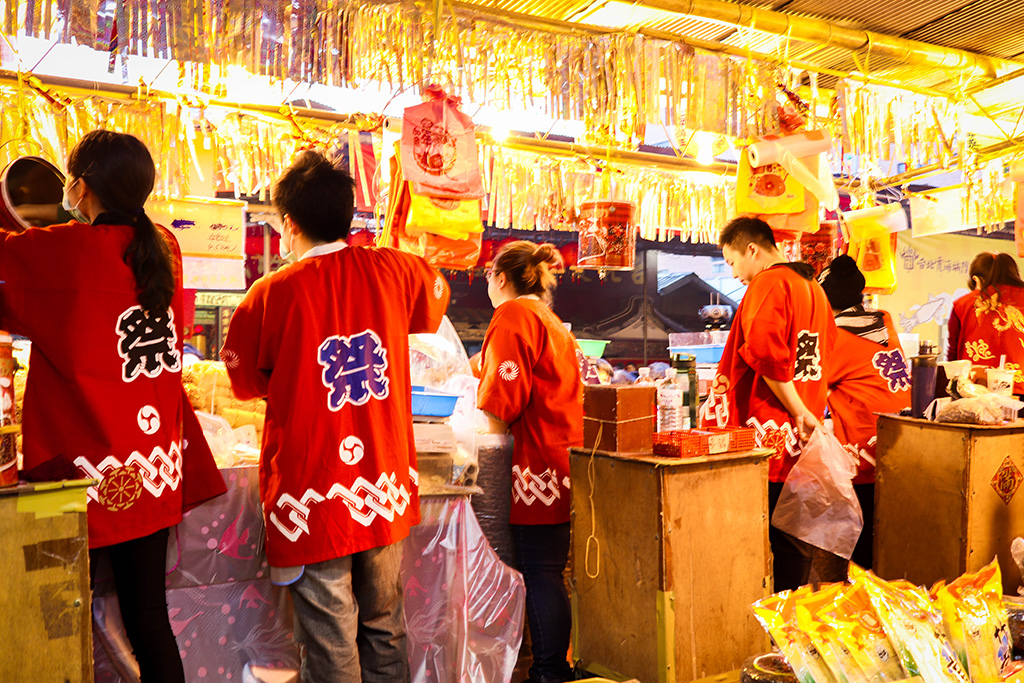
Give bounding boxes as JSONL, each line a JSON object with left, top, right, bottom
{"left": 92, "top": 466, "right": 300, "bottom": 683}
{"left": 403, "top": 494, "right": 525, "bottom": 683}
{"left": 470, "top": 433, "right": 516, "bottom": 568}
{"left": 92, "top": 468, "right": 522, "bottom": 683}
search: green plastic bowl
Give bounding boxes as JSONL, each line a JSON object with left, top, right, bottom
{"left": 576, "top": 339, "right": 610, "bottom": 358}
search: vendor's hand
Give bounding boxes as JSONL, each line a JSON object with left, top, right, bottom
{"left": 795, "top": 413, "right": 821, "bottom": 442}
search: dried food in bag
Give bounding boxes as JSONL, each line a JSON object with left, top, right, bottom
{"left": 850, "top": 565, "right": 969, "bottom": 683}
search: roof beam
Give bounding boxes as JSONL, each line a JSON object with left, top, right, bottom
{"left": 627, "top": 0, "right": 1023, "bottom": 77}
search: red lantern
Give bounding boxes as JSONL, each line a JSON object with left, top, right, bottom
{"left": 558, "top": 242, "right": 578, "bottom": 269}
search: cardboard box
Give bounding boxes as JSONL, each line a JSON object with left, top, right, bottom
{"left": 876, "top": 415, "right": 1024, "bottom": 592}
{"left": 583, "top": 385, "right": 656, "bottom": 454}
{"left": 570, "top": 448, "right": 771, "bottom": 683}
{"left": 413, "top": 422, "right": 455, "bottom": 453}
{"left": 0, "top": 479, "right": 93, "bottom": 683}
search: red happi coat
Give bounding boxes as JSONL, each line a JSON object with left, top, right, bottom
{"left": 948, "top": 285, "right": 1024, "bottom": 394}
{"left": 826, "top": 312, "right": 911, "bottom": 485}
{"left": 222, "top": 245, "right": 450, "bottom": 567}
{"left": 704, "top": 264, "right": 836, "bottom": 482}
{"left": 478, "top": 298, "right": 583, "bottom": 525}
{"left": 0, "top": 221, "right": 224, "bottom": 548}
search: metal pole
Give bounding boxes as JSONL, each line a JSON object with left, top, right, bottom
{"left": 643, "top": 249, "right": 649, "bottom": 366}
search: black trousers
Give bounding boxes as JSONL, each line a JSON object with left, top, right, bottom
{"left": 851, "top": 483, "right": 875, "bottom": 570}
{"left": 768, "top": 482, "right": 814, "bottom": 592}
{"left": 90, "top": 527, "right": 185, "bottom": 683}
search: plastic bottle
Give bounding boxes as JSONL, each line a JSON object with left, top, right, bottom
{"left": 671, "top": 354, "right": 697, "bottom": 429}
{"left": 657, "top": 368, "right": 685, "bottom": 432}
{"left": 635, "top": 367, "right": 654, "bottom": 384}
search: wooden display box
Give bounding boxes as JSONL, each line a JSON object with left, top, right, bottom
{"left": 875, "top": 415, "right": 1024, "bottom": 593}
{"left": 0, "top": 480, "right": 93, "bottom": 683}
{"left": 570, "top": 448, "right": 772, "bottom": 683}
{"left": 583, "top": 385, "right": 656, "bottom": 454}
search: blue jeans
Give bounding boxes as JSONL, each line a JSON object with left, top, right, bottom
{"left": 512, "top": 522, "right": 573, "bottom": 683}
{"left": 289, "top": 542, "right": 407, "bottom": 683}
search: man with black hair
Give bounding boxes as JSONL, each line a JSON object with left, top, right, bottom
{"left": 705, "top": 216, "right": 836, "bottom": 591}
{"left": 222, "top": 150, "right": 451, "bottom": 682}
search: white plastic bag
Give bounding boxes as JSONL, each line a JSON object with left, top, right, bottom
{"left": 770, "top": 427, "right": 863, "bottom": 560}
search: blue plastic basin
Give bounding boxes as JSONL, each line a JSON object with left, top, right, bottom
{"left": 411, "top": 386, "right": 460, "bottom": 418}
{"left": 668, "top": 345, "right": 725, "bottom": 364}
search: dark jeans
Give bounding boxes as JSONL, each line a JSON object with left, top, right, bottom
{"left": 90, "top": 527, "right": 185, "bottom": 683}
{"left": 512, "top": 522, "right": 573, "bottom": 683}
{"left": 768, "top": 482, "right": 814, "bottom": 592}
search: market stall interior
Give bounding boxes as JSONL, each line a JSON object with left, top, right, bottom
{"left": 1, "top": 0, "right": 1024, "bottom": 681}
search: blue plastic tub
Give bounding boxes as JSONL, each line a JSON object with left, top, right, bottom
{"left": 668, "top": 344, "right": 725, "bottom": 364}
{"left": 411, "top": 386, "right": 460, "bottom": 418}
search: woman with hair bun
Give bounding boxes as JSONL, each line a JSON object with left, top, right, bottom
{"left": 477, "top": 240, "right": 583, "bottom": 683}
{"left": 947, "top": 252, "right": 1024, "bottom": 393}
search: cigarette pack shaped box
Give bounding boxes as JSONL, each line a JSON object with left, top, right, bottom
{"left": 582, "top": 385, "right": 656, "bottom": 454}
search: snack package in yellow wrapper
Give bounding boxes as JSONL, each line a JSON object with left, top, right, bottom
{"left": 850, "top": 565, "right": 969, "bottom": 683}
{"left": 932, "top": 559, "right": 1011, "bottom": 683}
{"left": 815, "top": 583, "right": 907, "bottom": 683}
{"left": 794, "top": 585, "right": 864, "bottom": 683}
{"left": 753, "top": 592, "right": 839, "bottom": 683}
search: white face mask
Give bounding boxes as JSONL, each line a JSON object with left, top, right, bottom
{"left": 278, "top": 229, "right": 294, "bottom": 263}
{"left": 62, "top": 178, "right": 88, "bottom": 223}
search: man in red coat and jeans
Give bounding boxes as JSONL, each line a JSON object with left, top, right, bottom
{"left": 705, "top": 216, "right": 837, "bottom": 591}
{"left": 222, "top": 151, "right": 450, "bottom": 682}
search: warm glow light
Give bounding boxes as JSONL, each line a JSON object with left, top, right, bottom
{"left": 695, "top": 131, "right": 714, "bottom": 165}
{"left": 491, "top": 126, "right": 510, "bottom": 143}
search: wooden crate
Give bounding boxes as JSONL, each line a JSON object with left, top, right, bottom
{"left": 583, "top": 385, "right": 657, "bottom": 455}
{"left": 875, "top": 415, "right": 1024, "bottom": 593}
{"left": 0, "top": 479, "right": 93, "bottom": 682}
{"left": 570, "top": 448, "right": 772, "bottom": 683}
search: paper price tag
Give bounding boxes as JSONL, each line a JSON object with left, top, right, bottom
{"left": 708, "top": 433, "right": 729, "bottom": 454}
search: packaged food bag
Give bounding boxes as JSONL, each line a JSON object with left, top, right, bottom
{"left": 736, "top": 153, "right": 805, "bottom": 215}
{"left": 794, "top": 585, "right": 862, "bottom": 683}
{"left": 753, "top": 592, "right": 839, "bottom": 683}
{"left": 815, "top": 583, "right": 907, "bottom": 683}
{"left": 400, "top": 84, "right": 484, "bottom": 200}
{"left": 850, "top": 565, "right": 969, "bottom": 683}
{"left": 931, "top": 559, "right": 1011, "bottom": 683}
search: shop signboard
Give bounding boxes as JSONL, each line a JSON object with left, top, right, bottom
{"left": 147, "top": 197, "right": 248, "bottom": 290}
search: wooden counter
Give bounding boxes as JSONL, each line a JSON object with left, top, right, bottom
{"left": 0, "top": 479, "right": 93, "bottom": 683}
{"left": 570, "top": 447, "right": 772, "bottom": 683}
{"left": 875, "top": 414, "right": 1024, "bottom": 592}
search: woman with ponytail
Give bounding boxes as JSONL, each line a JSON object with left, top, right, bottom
{"left": 0, "top": 130, "right": 224, "bottom": 682}
{"left": 948, "top": 251, "right": 1024, "bottom": 394}
{"left": 477, "top": 240, "right": 583, "bottom": 683}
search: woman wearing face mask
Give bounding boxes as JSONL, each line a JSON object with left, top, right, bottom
{"left": 947, "top": 252, "right": 1024, "bottom": 394}
{"left": 0, "top": 130, "right": 225, "bottom": 683}
{"left": 477, "top": 241, "right": 583, "bottom": 683}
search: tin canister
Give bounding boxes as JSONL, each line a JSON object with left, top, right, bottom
{"left": 0, "top": 332, "right": 17, "bottom": 487}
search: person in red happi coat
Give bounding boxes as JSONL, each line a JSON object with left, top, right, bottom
{"left": 478, "top": 241, "right": 583, "bottom": 683}
{"left": 703, "top": 216, "right": 836, "bottom": 591}
{"left": 819, "top": 255, "right": 911, "bottom": 570}
{"left": 222, "top": 151, "right": 450, "bottom": 683}
{"left": 0, "top": 131, "right": 225, "bottom": 683}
